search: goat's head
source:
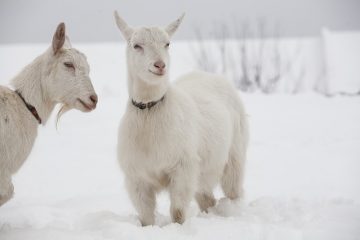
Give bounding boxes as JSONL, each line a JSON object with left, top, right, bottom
{"left": 114, "top": 11, "right": 184, "bottom": 85}
{"left": 47, "top": 23, "right": 97, "bottom": 114}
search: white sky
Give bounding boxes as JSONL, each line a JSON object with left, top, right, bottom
{"left": 0, "top": 0, "right": 359, "bottom": 43}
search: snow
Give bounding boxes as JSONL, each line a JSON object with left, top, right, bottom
{"left": 322, "top": 29, "right": 360, "bottom": 94}
{"left": 0, "top": 43, "right": 360, "bottom": 240}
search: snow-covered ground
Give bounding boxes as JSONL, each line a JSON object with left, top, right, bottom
{"left": 0, "top": 43, "right": 360, "bottom": 240}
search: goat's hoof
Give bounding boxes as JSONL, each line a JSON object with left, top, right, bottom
{"left": 139, "top": 217, "right": 155, "bottom": 227}
{"left": 196, "top": 193, "right": 216, "bottom": 212}
{"left": 171, "top": 208, "right": 185, "bottom": 224}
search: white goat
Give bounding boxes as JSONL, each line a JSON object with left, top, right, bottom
{"left": 0, "top": 23, "right": 98, "bottom": 206}
{"left": 114, "top": 12, "right": 248, "bottom": 226}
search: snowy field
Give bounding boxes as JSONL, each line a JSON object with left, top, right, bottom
{"left": 0, "top": 43, "right": 360, "bottom": 240}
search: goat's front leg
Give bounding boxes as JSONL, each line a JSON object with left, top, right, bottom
{"left": 125, "top": 177, "right": 156, "bottom": 226}
{"left": 168, "top": 159, "right": 198, "bottom": 224}
{"left": 0, "top": 174, "right": 14, "bottom": 207}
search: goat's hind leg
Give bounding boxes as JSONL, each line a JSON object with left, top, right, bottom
{"left": 221, "top": 148, "right": 245, "bottom": 200}
{"left": 221, "top": 116, "right": 247, "bottom": 200}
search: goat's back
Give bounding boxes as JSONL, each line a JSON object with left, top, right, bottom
{"left": 175, "top": 71, "right": 244, "bottom": 114}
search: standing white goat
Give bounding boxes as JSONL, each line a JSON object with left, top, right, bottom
{"left": 114, "top": 12, "right": 248, "bottom": 226}
{"left": 0, "top": 23, "right": 98, "bottom": 207}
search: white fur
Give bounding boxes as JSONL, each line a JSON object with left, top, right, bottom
{"left": 115, "top": 12, "right": 249, "bottom": 225}
{"left": 0, "top": 23, "right": 97, "bottom": 206}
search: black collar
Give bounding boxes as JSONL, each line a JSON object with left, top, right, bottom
{"left": 131, "top": 95, "right": 165, "bottom": 110}
{"left": 15, "top": 90, "right": 42, "bottom": 124}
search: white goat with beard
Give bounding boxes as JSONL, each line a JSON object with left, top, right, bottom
{"left": 0, "top": 23, "right": 98, "bottom": 207}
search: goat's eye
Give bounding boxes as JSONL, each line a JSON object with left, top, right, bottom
{"left": 165, "top": 42, "right": 170, "bottom": 48}
{"left": 64, "top": 62, "right": 75, "bottom": 69}
{"left": 134, "top": 44, "right": 143, "bottom": 50}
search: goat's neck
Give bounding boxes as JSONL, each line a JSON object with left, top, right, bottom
{"left": 11, "top": 53, "right": 56, "bottom": 124}
{"left": 128, "top": 71, "right": 169, "bottom": 103}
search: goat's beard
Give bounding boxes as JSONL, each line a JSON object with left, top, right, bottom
{"left": 55, "top": 104, "right": 71, "bottom": 129}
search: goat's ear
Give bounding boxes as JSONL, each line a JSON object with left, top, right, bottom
{"left": 63, "top": 36, "right": 72, "bottom": 49}
{"left": 165, "top": 13, "right": 185, "bottom": 37}
{"left": 52, "top": 22, "right": 66, "bottom": 55}
{"left": 114, "top": 11, "right": 133, "bottom": 42}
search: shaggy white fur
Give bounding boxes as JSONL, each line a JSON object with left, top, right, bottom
{"left": 0, "top": 23, "right": 97, "bottom": 207}
{"left": 114, "top": 11, "right": 249, "bottom": 226}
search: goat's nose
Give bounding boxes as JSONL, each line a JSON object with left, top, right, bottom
{"left": 154, "top": 60, "right": 166, "bottom": 70}
{"left": 90, "top": 94, "right": 98, "bottom": 105}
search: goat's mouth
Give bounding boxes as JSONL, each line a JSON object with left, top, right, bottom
{"left": 149, "top": 69, "right": 165, "bottom": 76}
{"left": 77, "top": 98, "right": 96, "bottom": 112}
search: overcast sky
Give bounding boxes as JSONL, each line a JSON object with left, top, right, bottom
{"left": 0, "top": 0, "right": 359, "bottom": 43}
